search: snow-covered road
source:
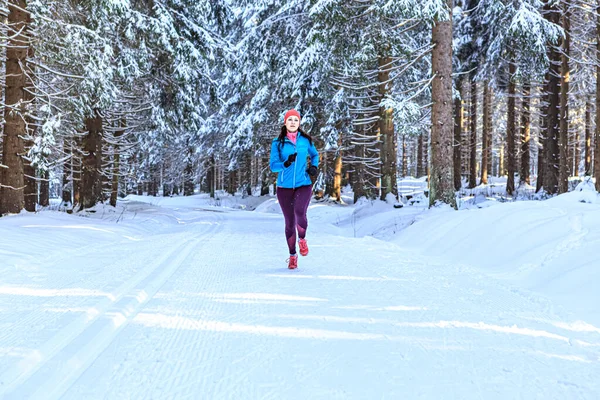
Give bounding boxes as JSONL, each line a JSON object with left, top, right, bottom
{"left": 1, "top": 200, "right": 599, "bottom": 399}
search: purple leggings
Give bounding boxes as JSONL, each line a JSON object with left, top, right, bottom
{"left": 277, "top": 185, "right": 313, "bottom": 255}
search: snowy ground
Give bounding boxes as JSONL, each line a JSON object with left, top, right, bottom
{"left": 1, "top": 190, "right": 599, "bottom": 399}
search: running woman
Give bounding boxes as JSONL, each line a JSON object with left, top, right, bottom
{"left": 269, "top": 109, "right": 319, "bottom": 269}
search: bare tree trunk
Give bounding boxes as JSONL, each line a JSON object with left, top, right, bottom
{"left": 585, "top": 100, "right": 592, "bottom": 175}
{"left": 469, "top": 77, "right": 477, "bottom": 188}
{"left": 520, "top": 82, "right": 531, "bottom": 186}
{"left": 62, "top": 141, "right": 72, "bottom": 205}
{"left": 81, "top": 112, "right": 102, "bottom": 210}
{"left": 23, "top": 163, "right": 36, "bottom": 211}
{"left": 378, "top": 55, "right": 398, "bottom": 200}
{"left": 596, "top": 0, "right": 600, "bottom": 191}
{"left": 184, "top": 142, "right": 194, "bottom": 195}
{"left": 574, "top": 127, "right": 580, "bottom": 177}
{"left": 353, "top": 131, "right": 367, "bottom": 203}
{"left": 545, "top": 4, "right": 561, "bottom": 194}
{"left": 227, "top": 169, "right": 236, "bottom": 195}
{"left": 430, "top": 2, "right": 456, "bottom": 208}
{"left": 453, "top": 78, "right": 463, "bottom": 190}
{"left": 418, "top": 133, "right": 425, "bottom": 178}
{"left": 481, "top": 83, "right": 491, "bottom": 185}
{"left": 401, "top": 135, "right": 407, "bottom": 177}
{"left": 23, "top": 44, "right": 36, "bottom": 212}
{"left": 73, "top": 137, "right": 82, "bottom": 205}
{"left": 499, "top": 144, "right": 504, "bottom": 178}
{"left": 110, "top": 120, "right": 125, "bottom": 207}
{"left": 424, "top": 130, "right": 430, "bottom": 178}
{"left": 537, "top": 77, "right": 549, "bottom": 192}
{"left": 260, "top": 154, "right": 270, "bottom": 196}
{"left": 210, "top": 155, "right": 216, "bottom": 198}
{"left": 333, "top": 147, "right": 342, "bottom": 202}
{"left": 506, "top": 62, "right": 517, "bottom": 195}
{"left": 558, "top": 5, "right": 570, "bottom": 193}
{"left": 39, "top": 170, "right": 49, "bottom": 207}
{"left": 0, "top": 0, "right": 29, "bottom": 215}
{"left": 486, "top": 86, "right": 493, "bottom": 177}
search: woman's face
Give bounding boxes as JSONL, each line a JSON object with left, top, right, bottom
{"left": 285, "top": 116, "right": 300, "bottom": 133}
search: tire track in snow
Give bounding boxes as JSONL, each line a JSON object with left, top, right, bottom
{"left": 0, "top": 214, "right": 223, "bottom": 399}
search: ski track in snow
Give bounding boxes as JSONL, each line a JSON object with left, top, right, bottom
{"left": 1, "top": 205, "right": 599, "bottom": 399}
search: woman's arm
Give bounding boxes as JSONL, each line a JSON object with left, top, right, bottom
{"left": 308, "top": 141, "right": 319, "bottom": 167}
{"left": 269, "top": 140, "right": 285, "bottom": 172}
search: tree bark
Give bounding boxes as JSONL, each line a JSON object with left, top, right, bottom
{"left": 73, "top": 136, "right": 82, "bottom": 205}
{"left": 378, "top": 55, "right": 398, "bottom": 200}
{"left": 184, "top": 144, "right": 194, "bottom": 196}
{"left": 506, "top": 62, "right": 517, "bottom": 196}
{"left": 486, "top": 86, "right": 493, "bottom": 178}
{"left": 469, "top": 77, "right": 477, "bottom": 188}
{"left": 585, "top": 100, "right": 592, "bottom": 175}
{"left": 62, "top": 141, "right": 72, "bottom": 205}
{"left": 0, "top": 0, "right": 29, "bottom": 215}
{"left": 574, "top": 125, "right": 580, "bottom": 177}
{"left": 596, "top": 0, "right": 600, "bottom": 191}
{"left": 110, "top": 120, "right": 125, "bottom": 207}
{"left": 520, "top": 82, "right": 531, "bottom": 186}
{"left": 418, "top": 133, "right": 425, "bottom": 178}
{"left": 210, "top": 154, "right": 216, "bottom": 198}
{"left": 39, "top": 170, "right": 49, "bottom": 207}
{"left": 537, "top": 76, "right": 549, "bottom": 192}
{"left": 545, "top": 4, "right": 561, "bottom": 194}
{"left": 430, "top": 2, "right": 456, "bottom": 208}
{"left": 481, "top": 83, "right": 491, "bottom": 185}
{"left": 81, "top": 112, "right": 103, "bottom": 209}
{"left": 453, "top": 78, "right": 463, "bottom": 190}
{"left": 23, "top": 43, "right": 37, "bottom": 212}
{"left": 424, "top": 130, "right": 430, "bottom": 178}
{"left": 333, "top": 148, "right": 342, "bottom": 202}
{"left": 558, "top": 5, "right": 570, "bottom": 193}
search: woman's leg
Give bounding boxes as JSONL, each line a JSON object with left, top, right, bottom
{"left": 294, "top": 185, "right": 313, "bottom": 240}
{"left": 277, "top": 187, "right": 297, "bottom": 254}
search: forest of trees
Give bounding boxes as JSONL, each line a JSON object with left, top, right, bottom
{"left": 1, "top": 0, "right": 600, "bottom": 217}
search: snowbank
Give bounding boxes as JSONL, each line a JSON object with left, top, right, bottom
{"left": 393, "top": 185, "right": 600, "bottom": 325}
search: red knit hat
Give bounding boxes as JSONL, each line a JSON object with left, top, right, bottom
{"left": 283, "top": 109, "right": 301, "bottom": 123}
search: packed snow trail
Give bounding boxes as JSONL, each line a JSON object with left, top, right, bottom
{"left": 1, "top": 200, "right": 599, "bottom": 399}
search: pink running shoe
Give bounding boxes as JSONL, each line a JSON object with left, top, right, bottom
{"left": 287, "top": 255, "right": 298, "bottom": 269}
{"left": 299, "top": 239, "right": 309, "bottom": 256}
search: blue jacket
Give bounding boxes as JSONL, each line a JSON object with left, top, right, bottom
{"left": 270, "top": 132, "right": 319, "bottom": 189}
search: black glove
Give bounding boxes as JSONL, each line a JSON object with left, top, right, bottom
{"left": 307, "top": 165, "right": 318, "bottom": 177}
{"left": 283, "top": 153, "right": 297, "bottom": 168}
